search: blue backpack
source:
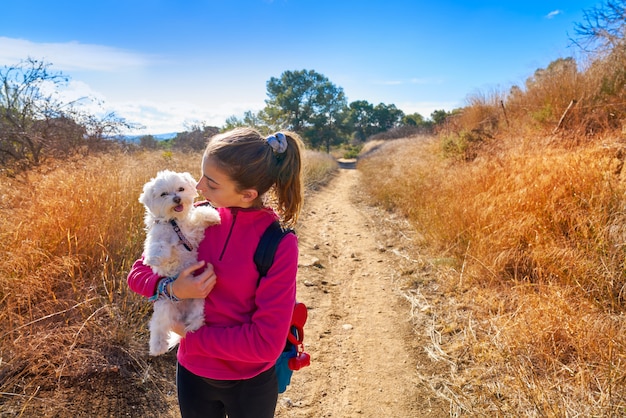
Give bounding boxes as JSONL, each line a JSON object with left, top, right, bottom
{"left": 255, "top": 221, "right": 310, "bottom": 393}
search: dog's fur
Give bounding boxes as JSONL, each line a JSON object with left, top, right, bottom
{"left": 139, "top": 170, "right": 220, "bottom": 356}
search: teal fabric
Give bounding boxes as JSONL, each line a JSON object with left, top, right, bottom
{"left": 276, "top": 348, "right": 295, "bottom": 393}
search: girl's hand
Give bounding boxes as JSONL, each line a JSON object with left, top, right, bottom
{"left": 171, "top": 261, "right": 217, "bottom": 300}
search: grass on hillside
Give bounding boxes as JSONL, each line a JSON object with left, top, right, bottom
{"left": 0, "top": 149, "right": 337, "bottom": 416}
{"left": 358, "top": 134, "right": 626, "bottom": 416}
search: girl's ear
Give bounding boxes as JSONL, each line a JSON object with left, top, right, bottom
{"left": 240, "top": 188, "right": 259, "bottom": 203}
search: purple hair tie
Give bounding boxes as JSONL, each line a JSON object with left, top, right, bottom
{"left": 266, "top": 132, "right": 288, "bottom": 154}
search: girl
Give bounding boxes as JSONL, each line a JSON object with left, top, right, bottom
{"left": 127, "top": 127, "right": 304, "bottom": 418}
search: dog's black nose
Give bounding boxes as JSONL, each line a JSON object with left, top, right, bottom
{"left": 173, "top": 196, "right": 181, "bottom": 204}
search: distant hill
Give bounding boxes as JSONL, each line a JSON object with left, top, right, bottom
{"left": 122, "top": 132, "right": 178, "bottom": 143}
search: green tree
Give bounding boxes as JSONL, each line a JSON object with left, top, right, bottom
{"left": 223, "top": 110, "right": 267, "bottom": 132}
{"left": 343, "top": 101, "right": 408, "bottom": 142}
{"left": 264, "top": 69, "right": 347, "bottom": 149}
{"left": 345, "top": 100, "right": 375, "bottom": 142}
{"left": 265, "top": 70, "right": 318, "bottom": 132}
{"left": 431, "top": 109, "right": 451, "bottom": 125}
{"left": 402, "top": 112, "right": 425, "bottom": 126}
{"left": 306, "top": 79, "right": 347, "bottom": 152}
{"left": 372, "top": 103, "right": 404, "bottom": 131}
{"left": 226, "top": 69, "right": 417, "bottom": 149}
{"left": 401, "top": 112, "right": 434, "bottom": 133}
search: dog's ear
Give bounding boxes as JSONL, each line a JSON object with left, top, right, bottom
{"left": 139, "top": 177, "right": 156, "bottom": 205}
{"left": 139, "top": 189, "right": 152, "bottom": 206}
{"left": 182, "top": 172, "right": 198, "bottom": 191}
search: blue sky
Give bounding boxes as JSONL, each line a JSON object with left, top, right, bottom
{"left": 0, "top": 0, "right": 600, "bottom": 135}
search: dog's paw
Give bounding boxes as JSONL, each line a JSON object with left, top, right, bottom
{"left": 182, "top": 300, "right": 205, "bottom": 332}
{"left": 143, "top": 254, "right": 163, "bottom": 268}
{"left": 192, "top": 206, "right": 221, "bottom": 226}
{"left": 143, "top": 253, "right": 154, "bottom": 263}
{"left": 185, "top": 317, "right": 205, "bottom": 332}
{"left": 167, "top": 331, "right": 182, "bottom": 350}
{"left": 149, "top": 335, "right": 170, "bottom": 356}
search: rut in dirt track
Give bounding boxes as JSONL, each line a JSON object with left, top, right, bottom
{"left": 275, "top": 167, "right": 447, "bottom": 418}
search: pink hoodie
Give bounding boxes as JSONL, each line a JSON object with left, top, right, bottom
{"left": 127, "top": 206, "right": 298, "bottom": 380}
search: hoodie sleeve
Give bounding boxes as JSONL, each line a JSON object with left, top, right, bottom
{"left": 127, "top": 257, "right": 162, "bottom": 298}
{"left": 183, "top": 233, "right": 298, "bottom": 363}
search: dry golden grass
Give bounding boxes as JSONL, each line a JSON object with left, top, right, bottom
{"left": 359, "top": 135, "right": 626, "bottom": 416}
{"left": 0, "top": 149, "right": 337, "bottom": 415}
{"left": 0, "top": 151, "right": 196, "bottom": 414}
{"left": 303, "top": 149, "right": 339, "bottom": 190}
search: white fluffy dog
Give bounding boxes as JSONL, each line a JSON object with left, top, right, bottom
{"left": 139, "top": 170, "right": 220, "bottom": 356}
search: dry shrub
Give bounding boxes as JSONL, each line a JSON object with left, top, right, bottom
{"left": 505, "top": 58, "right": 584, "bottom": 132}
{"left": 577, "top": 49, "right": 626, "bottom": 135}
{"left": 302, "top": 149, "right": 338, "bottom": 190}
{"left": 439, "top": 90, "right": 506, "bottom": 161}
{"left": 461, "top": 90, "right": 506, "bottom": 135}
{"left": 359, "top": 134, "right": 626, "bottom": 415}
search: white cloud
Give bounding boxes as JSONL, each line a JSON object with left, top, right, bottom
{"left": 0, "top": 36, "right": 153, "bottom": 71}
{"left": 110, "top": 99, "right": 266, "bottom": 135}
{"left": 396, "top": 100, "right": 460, "bottom": 118}
{"left": 35, "top": 77, "right": 227, "bottom": 134}
{"left": 115, "top": 101, "right": 220, "bottom": 134}
{"left": 546, "top": 10, "right": 562, "bottom": 19}
{"left": 51, "top": 79, "right": 106, "bottom": 103}
{"left": 36, "top": 68, "right": 266, "bottom": 135}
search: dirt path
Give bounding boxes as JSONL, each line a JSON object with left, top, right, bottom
{"left": 275, "top": 167, "right": 447, "bottom": 417}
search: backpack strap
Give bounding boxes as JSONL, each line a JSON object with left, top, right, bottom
{"left": 254, "top": 220, "right": 294, "bottom": 285}
{"left": 254, "top": 220, "right": 311, "bottom": 380}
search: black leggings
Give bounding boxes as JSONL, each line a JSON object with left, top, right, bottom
{"left": 176, "top": 363, "right": 278, "bottom": 418}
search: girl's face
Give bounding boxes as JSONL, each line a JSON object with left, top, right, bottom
{"left": 197, "top": 157, "right": 257, "bottom": 208}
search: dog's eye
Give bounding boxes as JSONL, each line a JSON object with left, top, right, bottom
{"left": 178, "top": 187, "right": 184, "bottom": 192}
{"left": 160, "top": 192, "right": 168, "bottom": 197}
